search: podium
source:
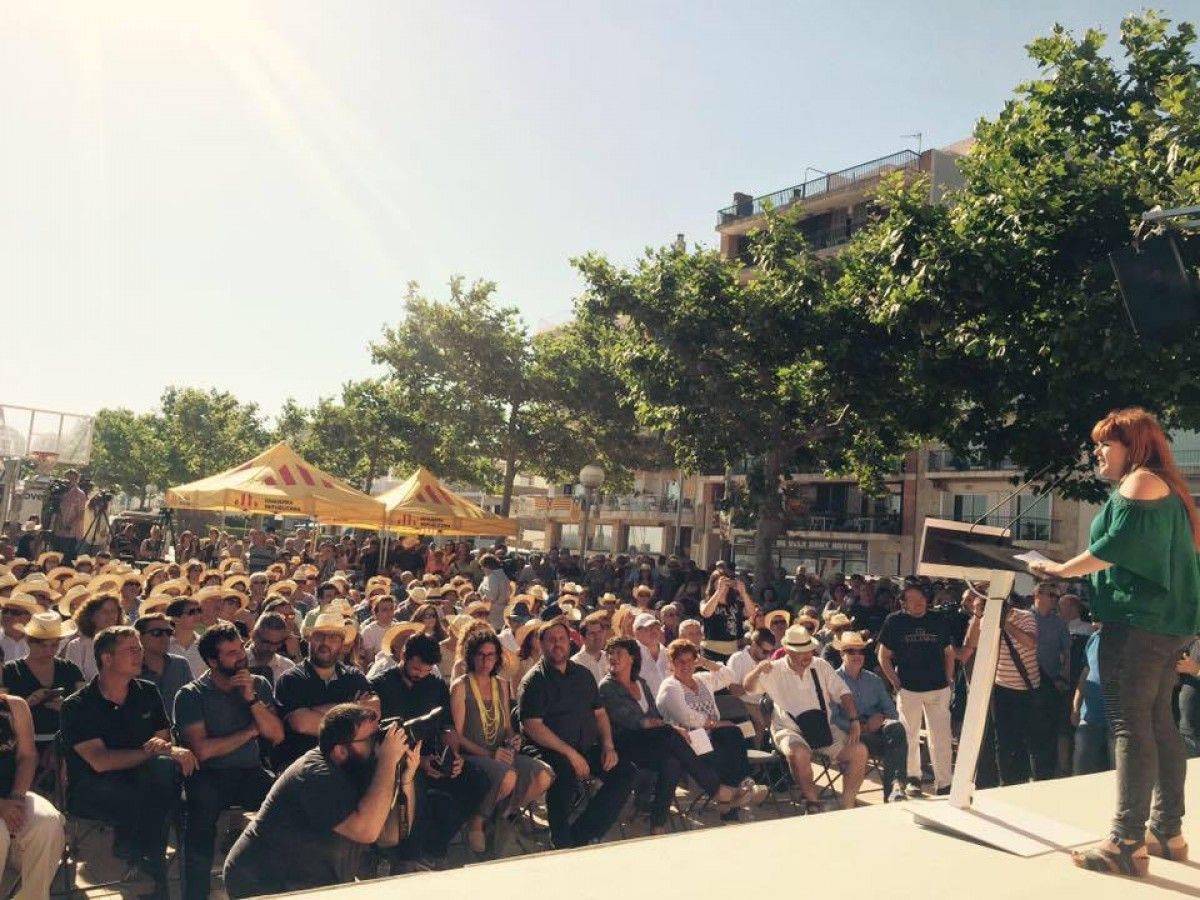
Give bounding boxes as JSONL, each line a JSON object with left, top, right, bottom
{"left": 906, "top": 519, "right": 1099, "bottom": 856}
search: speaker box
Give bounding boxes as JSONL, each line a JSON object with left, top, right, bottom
{"left": 1109, "top": 233, "right": 1200, "bottom": 343}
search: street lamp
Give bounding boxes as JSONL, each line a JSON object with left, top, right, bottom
{"left": 578, "top": 463, "right": 605, "bottom": 558}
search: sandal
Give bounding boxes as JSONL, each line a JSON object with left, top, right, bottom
{"left": 802, "top": 798, "right": 824, "bottom": 815}
{"left": 1071, "top": 836, "right": 1149, "bottom": 877}
{"left": 1146, "top": 826, "right": 1189, "bottom": 862}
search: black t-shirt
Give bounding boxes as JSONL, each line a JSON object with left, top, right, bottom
{"left": 60, "top": 677, "right": 170, "bottom": 787}
{"left": 369, "top": 669, "right": 450, "bottom": 734}
{"left": 223, "top": 747, "right": 366, "bottom": 893}
{"left": 518, "top": 659, "right": 600, "bottom": 751}
{"left": 877, "top": 612, "right": 952, "bottom": 692}
{"left": 273, "top": 661, "right": 370, "bottom": 769}
{"left": 702, "top": 594, "right": 744, "bottom": 644}
{"left": 2, "top": 658, "right": 84, "bottom": 738}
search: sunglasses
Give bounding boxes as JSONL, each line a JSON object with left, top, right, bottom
{"left": 144, "top": 629, "right": 175, "bottom": 638}
{"left": 182, "top": 607, "right": 202, "bottom": 616}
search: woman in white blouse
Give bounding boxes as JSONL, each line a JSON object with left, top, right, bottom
{"left": 60, "top": 593, "right": 124, "bottom": 681}
{"left": 656, "top": 639, "right": 756, "bottom": 801}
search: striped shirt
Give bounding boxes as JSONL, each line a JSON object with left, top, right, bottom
{"left": 995, "top": 608, "right": 1040, "bottom": 691}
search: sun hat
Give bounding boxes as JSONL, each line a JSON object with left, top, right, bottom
{"left": 633, "top": 612, "right": 661, "bottom": 631}
{"left": 832, "top": 630, "right": 873, "bottom": 652}
{"left": 1, "top": 593, "right": 43, "bottom": 617}
{"left": 308, "top": 611, "right": 356, "bottom": 641}
{"left": 221, "top": 590, "right": 250, "bottom": 610}
{"left": 528, "top": 585, "right": 548, "bottom": 602}
{"left": 465, "top": 600, "right": 492, "bottom": 617}
{"left": 46, "top": 566, "right": 76, "bottom": 585}
{"left": 406, "top": 586, "right": 429, "bottom": 604}
{"left": 514, "top": 619, "right": 541, "bottom": 649}
{"left": 57, "top": 585, "right": 92, "bottom": 617}
{"left": 223, "top": 575, "right": 250, "bottom": 593}
{"left": 764, "top": 610, "right": 791, "bottom": 629}
{"left": 381, "top": 621, "right": 425, "bottom": 655}
{"left": 17, "top": 575, "right": 60, "bottom": 601}
{"left": 598, "top": 592, "right": 619, "bottom": 606}
{"left": 826, "top": 612, "right": 855, "bottom": 630}
{"left": 24, "top": 611, "right": 78, "bottom": 641}
{"left": 35, "top": 552, "right": 63, "bottom": 568}
{"left": 781, "top": 625, "right": 818, "bottom": 653}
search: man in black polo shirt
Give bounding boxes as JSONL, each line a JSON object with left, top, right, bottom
{"left": 519, "top": 618, "right": 635, "bottom": 849}
{"left": 60, "top": 625, "right": 199, "bottom": 886}
{"left": 175, "top": 624, "right": 285, "bottom": 900}
{"left": 370, "top": 635, "right": 487, "bottom": 865}
{"left": 273, "top": 613, "right": 378, "bottom": 770}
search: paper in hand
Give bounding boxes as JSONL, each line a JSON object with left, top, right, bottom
{"left": 1013, "top": 550, "right": 1053, "bottom": 565}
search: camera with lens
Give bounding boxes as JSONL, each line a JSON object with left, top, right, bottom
{"left": 381, "top": 706, "right": 443, "bottom": 749}
{"left": 89, "top": 490, "right": 114, "bottom": 514}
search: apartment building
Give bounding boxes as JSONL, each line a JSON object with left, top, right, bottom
{"left": 510, "top": 141, "right": 1200, "bottom": 577}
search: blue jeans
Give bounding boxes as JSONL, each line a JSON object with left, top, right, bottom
{"left": 1100, "top": 623, "right": 1190, "bottom": 841}
{"left": 1072, "top": 721, "right": 1114, "bottom": 775}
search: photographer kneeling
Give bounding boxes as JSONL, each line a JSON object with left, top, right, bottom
{"left": 222, "top": 704, "right": 418, "bottom": 897}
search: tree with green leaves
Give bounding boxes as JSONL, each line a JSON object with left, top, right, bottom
{"left": 842, "top": 10, "right": 1200, "bottom": 500}
{"left": 273, "top": 379, "right": 411, "bottom": 492}
{"left": 371, "top": 278, "right": 657, "bottom": 513}
{"left": 157, "top": 387, "right": 270, "bottom": 486}
{"left": 575, "top": 211, "right": 930, "bottom": 582}
{"left": 88, "top": 408, "right": 167, "bottom": 507}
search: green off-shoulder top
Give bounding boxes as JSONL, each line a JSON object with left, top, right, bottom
{"left": 1088, "top": 491, "right": 1200, "bottom": 637}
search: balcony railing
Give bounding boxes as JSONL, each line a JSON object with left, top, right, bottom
{"left": 948, "top": 514, "right": 1060, "bottom": 543}
{"left": 599, "top": 495, "right": 694, "bottom": 515}
{"left": 717, "top": 150, "right": 920, "bottom": 228}
{"left": 926, "top": 450, "right": 1020, "bottom": 472}
{"left": 1175, "top": 449, "right": 1200, "bottom": 473}
{"left": 791, "top": 512, "right": 902, "bottom": 535}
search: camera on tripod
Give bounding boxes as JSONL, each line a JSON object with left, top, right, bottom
{"left": 88, "top": 491, "right": 114, "bottom": 515}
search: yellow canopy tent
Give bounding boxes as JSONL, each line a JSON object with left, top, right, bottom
{"left": 165, "top": 442, "right": 385, "bottom": 529}
{"left": 379, "top": 467, "right": 518, "bottom": 536}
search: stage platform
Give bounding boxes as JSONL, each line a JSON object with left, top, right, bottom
{"left": 280, "top": 759, "right": 1200, "bottom": 899}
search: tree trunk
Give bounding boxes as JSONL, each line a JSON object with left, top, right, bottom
{"left": 499, "top": 405, "right": 521, "bottom": 517}
{"left": 752, "top": 448, "right": 785, "bottom": 598}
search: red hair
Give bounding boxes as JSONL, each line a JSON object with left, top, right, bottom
{"left": 1091, "top": 407, "right": 1200, "bottom": 550}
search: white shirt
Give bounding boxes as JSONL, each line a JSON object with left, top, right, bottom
{"left": 726, "top": 648, "right": 762, "bottom": 699}
{"left": 571, "top": 648, "right": 609, "bottom": 684}
{"left": 0, "top": 634, "right": 28, "bottom": 665}
{"left": 61, "top": 636, "right": 98, "bottom": 681}
{"left": 254, "top": 653, "right": 296, "bottom": 685}
{"left": 656, "top": 667, "right": 739, "bottom": 729}
{"left": 756, "top": 656, "right": 848, "bottom": 736}
{"left": 636, "top": 640, "right": 671, "bottom": 699}
{"left": 360, "top": 620, "right": 391, "bottom": 660}
{"left": 170, "top": 636, "right": 206, "bottom": 678}
{"left": 367, "top": 652, "right": 398, "bottom": 681}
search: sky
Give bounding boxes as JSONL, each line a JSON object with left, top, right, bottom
{"left": 2, "top": 0, "right": 1194, "bottom": 422}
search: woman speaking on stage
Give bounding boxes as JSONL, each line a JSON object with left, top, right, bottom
{"left": 1029, "top": 407, "right": 1200, "bottom": 877}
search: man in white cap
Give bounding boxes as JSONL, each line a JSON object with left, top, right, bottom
{"left": 744, "top": 624, "right": 867, "bottom": 811}
{"left": 633, "top": 613, "right": 671, "bottom": 698}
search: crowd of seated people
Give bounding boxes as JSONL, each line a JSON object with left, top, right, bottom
{"left": 0, "top": 518, "right": 1191, "bottom": 898}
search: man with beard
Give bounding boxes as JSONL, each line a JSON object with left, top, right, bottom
{"left": 247, "top": 612, "right": 298, "bottom": 686}
{"left": 370, "top": 635, "right": 488, "bottom": 866}
{"left": 273, "top": 613, "right": 377, "bottom": 770}
{"left": 175, "top": 624, "right": 284, "bottom": 900}
{"left": 223, "top": 704, "right": 418, "bottom": 897}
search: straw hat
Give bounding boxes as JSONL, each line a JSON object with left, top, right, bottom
{"left": 223, "top": 575, "right": 250, "bottom": 593}
{"left": 193, "top": 586, "right": 225, "bottom": 607}
{"left": 781, "top": 625, "right": 818, "bottom": 653}
{"left": 832, "top": 630, "right": 874, "bottom": 653}
{"left": 598, "top": 592, "right": 619, "bottom": 607}
{"left": 465, "top": 600, "right": 492, "bottom": 617}
{"left": 17, "top": 575, "right": 59, "bottom": 602}
{"left": 154, "top": 579, "right": 190, "bottom": 597}
{"left": 270, "top": 579, "right": 297, "bottom": 596}
{"left": 559, "top": 582, "right": 582, "bottom": 596}
{"left": 528, "top": 585, "right": 548, "bottom": 602}
{"left": 308, "top": 612, "right": 356, "bottom": 642}
{"left": 326, "top": 597, "right": 355, "bottom": 619}
{"left": 448, "top": 614, "right": 476, "bottom": 640}
{"left": 87, "top": 573, "right": 123, "bottom": 595}
{"left": 796, "top": 614, "right": 820, "bottom": 632}
{"left": 1, "top": 593, "right": 43, "bottom": 617}
{"left": 632, "top": 584, "right": 654, "bottom": 599}
{"left": 35, "top": 552, "right": 63, "bottom": 569}
{"left": 74, "top": 554, "right": 95, "bottom": 568}
{"left": 0, "top": 573, "right": 18, "bottom": 591}
{"left": 826, "top": 612, "right": 855, "bottom": 630}
{"left": 57, "top": 586, "right": 92, "bottom": 618}
{"left": 139, "top": 595, "right": 175, "bottom": 617}
{"left": 406, "top": 586, "right": 429, "bottom": 604}
{"left": 764, "top": 610, "right": 791, "bottom": 629}
{"left": 121, "top": 571, "right": 145, "bottom": 587}
{"left": 381, "top": 621, "right": 425, "bottom": 655}
{"left": 514, "top": 619, "right": 541, "bottom": 649}
{"left": 142, "top": 562, "right": 168, "bottom": 579}
{"left": 557, "top": 600, "right": 583, "bottom": 623}
{"left": 24, "top": 611, "right": 77, "bottom": 641}
{"left": 221, "top": 590, "right": 250, "bottom": 611}
{"left": 46, "top": 566, "right": 76, "bottom": 585}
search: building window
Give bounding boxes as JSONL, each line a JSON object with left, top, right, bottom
{"left": 950, "top": 493, "right": 989, "bottom": 522}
